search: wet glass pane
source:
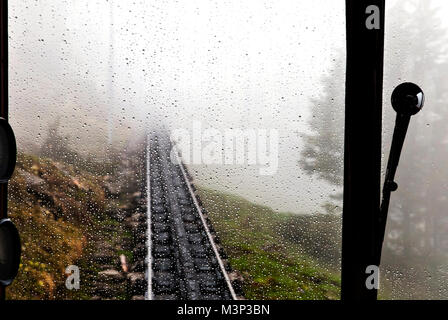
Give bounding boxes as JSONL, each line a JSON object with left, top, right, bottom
{"left": 381, "top": 0, "right": 448, "bottom": 299}
{"left": 7, "top": 0, "right": 345, "bottom": 300}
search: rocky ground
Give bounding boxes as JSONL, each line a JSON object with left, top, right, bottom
{"left": 88, "top": 191, "right": 147, "bottom": 300}
{"left": 84, "top": 154, "right": 148, "bottom": 300}
{"left": 6, "top": 151, "right": 148, "bottom": 300}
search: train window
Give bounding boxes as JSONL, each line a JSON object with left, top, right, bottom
{"left": 168, "top": 1, "right": 345, "bottom": 300}
{"left": 380, "top": 0, "right": 448, "bottom": 299}
{"left": 6, "top": 0, "right": 345, "bottom": 300}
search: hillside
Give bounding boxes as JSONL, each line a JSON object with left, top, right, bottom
{"left": 197, "top": 187, "right": 341, "bottom": 300}
{"left": 6, "top": 153, "right": 136, "bottom": 300}
{"left": 5, "top": 152, "right": 341, "bottom": 300}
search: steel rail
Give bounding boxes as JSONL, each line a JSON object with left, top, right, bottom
{"left": 172, "top": 143, "right": 237, "bottom": 300}
{"left": 145, "top": 133, "right": 153, "bottom": 300}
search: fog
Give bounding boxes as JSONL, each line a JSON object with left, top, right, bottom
{"left": 381, "top": 0, "right": 448, "bottom": 299}
{"left": 9, "top": 0, "right": 345, "bottom": 213}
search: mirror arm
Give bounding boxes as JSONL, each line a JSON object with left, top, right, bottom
{"left": 375, "top": 83, "right": 424, "bottom": 265}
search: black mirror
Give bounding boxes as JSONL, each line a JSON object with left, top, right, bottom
{"left": 0, "top": 118, "right": 16, "bottom": 183}
{"left": 0, "top": 219, "right": 21, "bottom": 286}
{"left": 376, "top": 82, "right": 424, "bottom": 263}
{"left": 391, "top": 82, "right": 424, "bottom": 116}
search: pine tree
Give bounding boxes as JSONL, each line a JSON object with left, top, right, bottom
{"left": 299, "top": 58, "right": 345, "bottom": 187}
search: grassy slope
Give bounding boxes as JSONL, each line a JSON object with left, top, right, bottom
{"left": 197, "top": 187, "right": 341, "bottom": 300}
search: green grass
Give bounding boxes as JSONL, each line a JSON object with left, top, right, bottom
{"left": 197, "top": 187, "right": 341, "bottom": 300}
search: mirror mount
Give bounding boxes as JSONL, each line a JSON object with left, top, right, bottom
{"left": 375, "top": 82, "right": 424, "bottom": 262}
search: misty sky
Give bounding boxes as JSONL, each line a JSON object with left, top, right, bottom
{"left": 8, "top": 0, "right": 346, "bottom": 214}
{"left": 7, "top": 0, "right": 448, "bottom": 215}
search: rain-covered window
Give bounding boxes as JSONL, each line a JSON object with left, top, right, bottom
{"left": 6, "top": 0, "right": 345, "bottom": 300}
{"left": 380, "top": 0, "right": 448, "bottom": 300}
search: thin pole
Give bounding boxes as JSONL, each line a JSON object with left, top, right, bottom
{"left": 0, "top": 0, "right": 6, "bottom": 120}
{"left": 107, "top": 1, "right": 114, "bottom": 145}
{"left": 376, "top": 114, "right": 410, "bottom": 259}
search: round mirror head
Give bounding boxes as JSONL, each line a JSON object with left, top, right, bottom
{"left": 391, "top": 82, "right": 424, "bottom": 116}
{"left": 0, "top": 219, "right": 21, "bottom": 286}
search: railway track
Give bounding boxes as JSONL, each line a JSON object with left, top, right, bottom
{"left": 145, "top": 133, "right": 236, "bottom": 300}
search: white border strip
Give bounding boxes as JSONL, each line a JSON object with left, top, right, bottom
{"left": 173, "top": 145, "right": 237, "bottom": 300}
{"left": 145, "top": 135, "right": 153, "bottom": 300}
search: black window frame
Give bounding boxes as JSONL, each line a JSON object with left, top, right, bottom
{"left": 0, "top": 0, "right": 9, "bottom": 301}
{"left": 0, "top": 0, "right": 387, "bottom": 301}
{"left": 342, "top": 0, "right": 385, "bottom": 301}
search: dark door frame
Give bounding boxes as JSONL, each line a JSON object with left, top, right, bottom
{"left": 0, "top": 0, "right": 387, "bottom": 301}
{"left": 0, "top": 0, "right": 9, "bottom": 301}
{"left": 341, "top": 0, "right": 385, "bottom": 300}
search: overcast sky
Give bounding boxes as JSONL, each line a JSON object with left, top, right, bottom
{"left": 8, "top": 0, "right": 448, "bottom": 214}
